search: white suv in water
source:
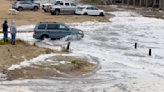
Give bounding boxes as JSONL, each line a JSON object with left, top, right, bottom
{"left": 75, "top": 5, "right": 105, "bottom": 16}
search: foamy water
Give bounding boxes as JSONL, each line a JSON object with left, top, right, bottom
{"left": 1, "top": 11, "right": 164, "bottom": 92}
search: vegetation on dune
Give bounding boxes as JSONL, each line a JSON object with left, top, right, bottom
{"left": 0, "top": 39, "right": 11, "bottom": 45}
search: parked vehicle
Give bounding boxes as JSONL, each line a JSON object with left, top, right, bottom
{"left": 75, "top": 5, "right": 105, "bottom": 16}
{"left": 12, "top": 1, "right": 40, "bottom": 11}
{"left": 17, "top": 0, "right": 40, "bottom": 7}
{"left": 50, "top": 1, "right": 77, "bottom": 15}
{"left": 42, "top": 4, "right": 51, "bottom": 12}
{"left": 42, "top": 0, "right": 61, "bottom": 12}
{"left": 33, "top": 22, "right": 84, "bottom": 40}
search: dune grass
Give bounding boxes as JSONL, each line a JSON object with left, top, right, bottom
{"left": 0, "top": 39, "right": 11, "bottom": 45}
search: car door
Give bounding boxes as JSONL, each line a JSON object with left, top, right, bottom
{"left": 46, "top": 24, "right": 60, "bottom": 39}
{"left": 57, "top": 24, "right": 71, "bottom": 38}
{"left": 22, "top": 1, "right": 28, "bottom": 9}
{"left": 59, "top": 2, "right": 64, "bottom": 11}
{"left": 64, "top": 2, "right": 71, "bottom": 12}
{"left": 70, "top": 3, "right": 77, "bottom": 12}
{"left": 91, "top": 7, "right": 100, "bottom": 15}
{"left": 85, "top": 7, "right": 93, "bottom": 15}
{"left": 19, "top": 1, "right": 28, "bottom": 9}
{"left": 27, "top": 1, "right": 34, "bottom": 9}
{"left": 21, "top": 1, "right": 32, "bottom": 9}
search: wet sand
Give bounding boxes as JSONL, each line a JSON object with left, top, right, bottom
{"left": 6, "top": 55, "right": 96, "bottom": 80}
{"left": 0, "top": 39, "right": 67, "bottom": 75}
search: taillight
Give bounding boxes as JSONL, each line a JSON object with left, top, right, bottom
{"left": 34, "top": 30, "right": 37, "bottom": 34}
{"left": 50, "top": 7, "right": 52, "bottom": 9}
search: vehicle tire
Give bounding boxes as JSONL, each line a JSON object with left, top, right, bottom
{"left": 51, "top": 11, "right": 54, "bottom": 15}
{"left": 100, "top": 12, "right": 104, "bottom": 17}
{"left": 44, "top": 10, "right": 47, "bottom": 12}
{"left": 18, "top": 7, "right": 23, "bottom": 11}
{"left": 74, "top": 11, "right": 76, "bottom": 15}
{"left": 33, "top": 6, "right": 38, "bottom": 11}
{"left": 41, "top": 35, "right": 49, "bottom": 40}
{"left": 84, "top": 12, "right": 88, "bottom": 15}
{"left": 55, "top": 10, "right": 60, "bottom": 15}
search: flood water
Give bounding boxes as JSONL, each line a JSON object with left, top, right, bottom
{"left": 1, "top": 3, "right": 164, "bottom": 92}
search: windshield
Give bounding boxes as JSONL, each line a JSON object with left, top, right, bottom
{"left": 64, "top": 24, "right": 70, "bottom": 29}
{"left": 51, "top": 1, "right": 56, "bottom": 4}
{"left": 51, "top": 1, "right": 61, "bottom": 5}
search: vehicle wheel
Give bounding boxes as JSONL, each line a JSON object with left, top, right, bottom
{"left": 33, "top": 6, "right": 38, "bottom": 11}
{"left": 41, "top": 35, "right": 49, "bottom": 40}
{"left": 74, "top": 11, "right": 76, "bottom": 15}
{"left": 44, "top": 10, "right": 47, "bottom": 12}
{"left": 55, "top": 10, "right": 60, "bottom": 15}
{"left": 18, "top": 7, "right": 23, "bottom": 11}
{"left": 84, "top": 12, "right": 88, "bottom": 15}
{"left": 51, "top": 12, "right": 54, "bottom": 15}
{"left": 100, "top": 12, "right": 104, "bottom": 17}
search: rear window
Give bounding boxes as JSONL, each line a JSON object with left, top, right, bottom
{"left": 47, "top": 24, "right": 59, "bottom": 30}
{"left": 38, "top": 24, "right": 46, "bottom": 29}
{"left": 77, "top": 7, "right": 85, "bottom": 9}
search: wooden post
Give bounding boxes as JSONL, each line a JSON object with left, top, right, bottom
{"left": 161, "top": 0, "right": 164, "bottom": 10}
{"left": 133, "top": 0, "right": 135, "bottom": 5}
{"left": 153, "top": 0, "right": 155, "bottom": 7}
{"left": 149, "top": 49, "right": 151, "bottom": 56}
{"left": 157, "top": 0, "right": 159, "bottom": 8}
{"left": 66, "top": 42, "right": 70, "bottom": 51}
{"left": 127, "top": 0, "right": 129, "bottom": 5}
{"left": 144, "top": 0, "right": 146, "bottom": 6}
{"left": 135, "top": 43, "right": 137, "bottom": 49}
{"left": 122, "top": 0, "right": 124, "bottom": 5}
{"left": 140, "top": 0, "right": 142, "bottom": 6}
{"left": 113, "top": 0, "right": 116, "bottom": 3}
{"left": 146, "top": 0, "right": 148, "bottom": 7}
{"left": 159, "top": 0, "right": 162, "bottom": 9}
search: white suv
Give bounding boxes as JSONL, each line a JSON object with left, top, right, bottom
{"left": 12, "top": 1, "right": 40, "bottom": 11}
{"left": 75, "top": 5, "right": 105, "bottom": 16}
